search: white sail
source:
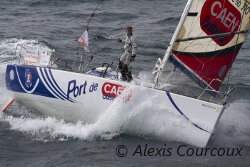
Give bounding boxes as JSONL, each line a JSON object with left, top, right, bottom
{"left": 154, "top": 0, "right": 250, "bottom": 92}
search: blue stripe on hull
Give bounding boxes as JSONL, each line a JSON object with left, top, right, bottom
{"left": 39, "top": 67, "right": 64, "bottom": 100}
{"left": 166, "top": 92, "right": 210, "bottom": 133}
{"left": 48, "top": 68, "right": 75, "bottom": 103}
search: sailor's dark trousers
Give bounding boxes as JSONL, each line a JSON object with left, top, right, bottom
{"left": 118, "top": 61, "right": 132, "bottom": 82}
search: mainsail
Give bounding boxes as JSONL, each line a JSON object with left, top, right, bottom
{"left": 155, "top": 0, "right": 250, "bottom": 92}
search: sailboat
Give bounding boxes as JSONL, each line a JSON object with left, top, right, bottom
{"left": 4, "top": 0, "right": 250, "bottom": 147}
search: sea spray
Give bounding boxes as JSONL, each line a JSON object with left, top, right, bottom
{"left": 0, "top": 38, "right": 49, "bottom": 111}
{"left": 0, "top": 84, "right": 210, "bottom": 147}
{"left": 212, "top": 100, "right": 250, "bottom": 147}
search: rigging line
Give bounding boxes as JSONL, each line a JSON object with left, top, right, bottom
{"left": 179, "top": 39, "right": 240, "bottom": 76}
{"left": 191, "top": 35, "right": 243, "bottom": 66}
{"left": 180, "top": 0, "right": 231, "bottom": 53}
{"left": 226, "top": 9, "right": 246, "bottom": 86}
{"left": 181, "top": 1, "right": 228, "bottom": 53}
{"left": 202, "top": 37, "right": 241, "bottom": 65}
{"left": 183, "top": 9, "right": 199, "bottom": 53}
{"left": 192, "top": 1, "right": 213, "bottom": 56}
{"left": 214, "top": 0, "right": 226, "bottom": 53}
{"left": 84, "top": 0, "right": 104, "bottom": 30}
{"left": 179, "top": 34, "right": 235, "bottom": 62}
{"left": 174, "top": 39, "right": 231, "bottom": 80}
{"left": 176, "top": 30, "right": 248, "bottom": 42}
{"left": 178, "top": 25, "right": 209, "bottom": 53}
{"left": 175, "top": 1, "right": 209, "bottom": 53}
{"left": 76, "top": 0, "right": 103, "bottom": 70}
{"left": 186, "top": 5, "right": 222, "bottom": 41}
{"left": 174, "top": 39, "right": 206, "bottom": 69}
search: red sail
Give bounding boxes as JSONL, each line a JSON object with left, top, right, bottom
{"left": 171, "top": 44, "right": 242, "bottom": 91}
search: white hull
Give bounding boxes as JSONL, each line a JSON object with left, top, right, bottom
{"left": 6, "top": 64, "right": 225, "bottom": 147}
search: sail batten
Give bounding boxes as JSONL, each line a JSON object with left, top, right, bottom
{"left": 169, "top": 0, "right": 250, "bottom": 92}
{"left": 176, "top": 29, "right": 248, "bottom": 42}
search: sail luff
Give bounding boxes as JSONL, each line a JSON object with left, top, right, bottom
{"left": 160, "top": 0, "right": 194, "bottom": 69}
{"left": 153, "top": 0, "right": 194, "bottom": 86}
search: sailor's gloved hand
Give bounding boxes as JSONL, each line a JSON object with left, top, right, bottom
{"left": 117, "top": 38, "right": 122, "bottom": 43}
{"left": 130, "top": 55, "right": 136, "bottom": 62}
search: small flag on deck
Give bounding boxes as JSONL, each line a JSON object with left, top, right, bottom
{"left": 78, "top": 30, "right": 89, "bottom": 52}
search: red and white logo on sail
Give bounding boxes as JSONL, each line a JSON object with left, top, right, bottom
{"left": 200, "top": 0, "right": 242, "bottom": 46}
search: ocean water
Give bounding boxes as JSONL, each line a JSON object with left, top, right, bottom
{"left": 0, "top": 0, "right": 250, "bottom": 166}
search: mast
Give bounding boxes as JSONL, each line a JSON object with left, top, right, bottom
{"left": 153, "top": 0, "right": 193, "bottom": 88}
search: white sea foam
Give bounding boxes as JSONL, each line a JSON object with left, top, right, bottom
{"left": 0, "top": 38, "right": 51, "bottom": 64}
{"left": 0, "top": 38, "right": 48, "bottom": 72}
{"left": 0, "top": 86, "right": 204, "bottom": 147}
{"left": 0, "top": 38, "right": 52, "bottom": 105}
{"left": 0, "top": 38, "right": 39, "bottom": 59}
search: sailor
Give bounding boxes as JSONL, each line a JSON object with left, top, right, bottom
{"left": 117, "top": 26, "right": 137, "bottom": 82}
